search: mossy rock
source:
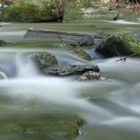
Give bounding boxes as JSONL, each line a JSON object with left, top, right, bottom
{"left": 43, "top": 64, "right": 100, "bottom": 76}
{"left": 0, "top": 112, "right": 84, "bottom": 140}
{"left": 95, "top": 34, "right": 140, "bottom": 57}
{"left": 94, "top": 31, "right": 110, "bottom": 39}
{"left": 69, "top": 40, "right": 79, "bottom": 47}
{"left": 120, "top": 34, "right": 140, "bottom": 57}
{"left": 73, "top": 47, "right": 92, "bottom": 60}
{"left": 33, "top": 52, "right": 58, "bottom": 70}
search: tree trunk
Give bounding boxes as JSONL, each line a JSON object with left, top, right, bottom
{"left": 58, "top": 14, "right": 64, "bottom": 23}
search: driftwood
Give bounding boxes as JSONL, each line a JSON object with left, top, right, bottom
{"left": 24, "top": 28, "right": 94, "bottom": 46}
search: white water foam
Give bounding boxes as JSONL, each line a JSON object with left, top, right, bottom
{"left": 108, "top": 19, "right": 140, "bottom": 25}
{"left": 1, "top": 53, "right": 140, "bottom": 138}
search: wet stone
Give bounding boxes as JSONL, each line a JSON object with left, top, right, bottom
{"left": 43, "top": 64, "right": 100, "bottom": 76}
{"left": 79, "top": 71, "right": 100, "bottom": 81}
{"left": 33, "top": 52, "right": 58, "bottom": 69}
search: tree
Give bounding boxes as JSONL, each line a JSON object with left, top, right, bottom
{"left": 54, "top": 0, "right": 66, "bottom": 22}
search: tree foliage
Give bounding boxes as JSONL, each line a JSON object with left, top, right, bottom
{"left": 1, "top": 0, "right": 89, "bottom": 22}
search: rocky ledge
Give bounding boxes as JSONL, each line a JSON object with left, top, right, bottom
{"left": 33, "top": 52, "right": 102, "bottom": 81}
{"left": 42, "top": 64, "right": 100, "bottom": 76}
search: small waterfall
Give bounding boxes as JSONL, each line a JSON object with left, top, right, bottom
{"left": 0, "top": 71, "right": 7, "bottom": 79}
{"left": 0, "top": 51, "right": 140, "bottom": 140}
{"left": 15, "top": 53, "right": 39, "bottom": 78}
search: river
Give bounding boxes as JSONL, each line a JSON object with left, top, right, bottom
{"left": 0, "top": 19, "right": 140, "bottom": 140}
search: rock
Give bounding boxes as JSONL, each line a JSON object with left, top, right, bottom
{"left": 94, "top": 32, "right": 110, "bottom": 46}
{"left": 43, "top": 64, "right": 100, "bottom": 76}
{"left": 69, "top": 40, "right": 79, "bottom": 47}
{"left": 83, "top": 7, "right": 119, "bottom": 20}
{"left": 79, "top": 71, "right": 100, "bottom": 81}
{"left": 73, "top": 47, "right": 92, "bottom": 60}
{"left": 33, "top": 52, "right": 58, "bottom": 69}
{"left": 100, "top": 77, "right": 106, "bottom": 80}
{"left": 0, "top": 39, "right": 6, "bottom": 46}
{"left": 79, "top": 35, "right": 94, "bottom": 46}
{"left": 95, "top": 35, "right": 131, "bottom": 57}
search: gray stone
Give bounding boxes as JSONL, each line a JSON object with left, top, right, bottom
{"left": 33, "top": 52, "right": 58, "bottom": 69}
{"left": 79, "top": 71, "right": 100, "bottom": 81}
{"left": 73, "top": 47, "right": 92, "bottom": 60}
{"left": 95, "top": 35, "right": 131, "bottom": 57}
{"left": 43, "top": 64, "right": 100, "bottom": 76}
{"left": 79, "top": 35, "right": 94, "bottom": 46}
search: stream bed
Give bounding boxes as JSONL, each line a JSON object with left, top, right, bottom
{"left": 0, "top": 19, "right": 140, "bottom": 140}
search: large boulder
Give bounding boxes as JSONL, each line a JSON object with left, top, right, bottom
{"left": 42, "top": 64, "right": 100, "bottom": 76}
{"left": 95, "top": 35, "right": 136, "bottom": 57}
{"left": 33, "top": 52, "right": 58, "bottom": 69}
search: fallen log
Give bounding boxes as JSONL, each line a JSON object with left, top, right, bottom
{"left": 24, "top": 28, "right": 94, "bottom": 46}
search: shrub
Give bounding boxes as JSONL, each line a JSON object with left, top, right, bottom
{"left": 2, "top": 3, "right": 41, "bottom": 22}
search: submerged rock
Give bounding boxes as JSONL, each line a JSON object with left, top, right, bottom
{"left": 73, "top": 47, "right": 92, "bottom": 60}
{"left": 95, "top": 35, "right": 131, "bottom": 57}
{"left": 0, "top": 39, "right": 6, "bottom": 46}
{"left": 33, "top": 52, "right": 58, "bottom": 69}
{"left": 79, "top": 71, "right": 100, "bottom": 81}
{"left": 43, "top": 64, "right": 100, "bottom": 76}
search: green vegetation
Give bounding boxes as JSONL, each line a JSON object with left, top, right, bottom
{"left": 96, "top": 33, "right": 140, "bottom": 57}
{"left": 0, "top": 93, "right": 84, "bottom": 140}
{"left": 1, "top": 0, "right": 59, "bottom": 22}
{"left": 120, "top": 33, "right": 140, "bottom": 56}
{"left": 0, "top": 0, "right": 139, "bottom": 22}
{"left": 0, "top": 112, "right": 83, "bottom": 140}
{"left": 0, "top": 0, "right": 90, "bottom": 22}
{"left": 73, "top": 47, "right": 93, "bottom": 60}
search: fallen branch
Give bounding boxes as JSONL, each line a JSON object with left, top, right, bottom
{"left": 115, "top": 54, "right": 135, "bottom": 62}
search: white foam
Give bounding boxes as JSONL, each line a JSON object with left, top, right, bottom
{"left": 108, "top": 19, "right": 140, "bottom": 25}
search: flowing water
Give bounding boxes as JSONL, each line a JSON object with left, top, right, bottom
{"left": 0, "top": 18, "right": 140, "bottom": 140}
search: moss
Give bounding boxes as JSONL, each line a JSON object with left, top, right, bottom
{"left": 73, "top": 47, "right": 92, "bottom": 60}
{"left": 0, "top": 112, "right": 84, "bottom": 140}
{"left": 119, "top": 33, "right": 140, "bottom": 57}
{"left": 33, "top": 52, "right": 58, "bottom": 70}
{"left": 69, "top": 40, "right": 79, "bottom": 47}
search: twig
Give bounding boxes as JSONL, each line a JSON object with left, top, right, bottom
{"left": 115, "top": 56, "right": 127, "bottom": 62}
{"left": 113, "top": 44, "right": 121, "bottom": 58}
{"left": 113, "top": 44, "right": 135, "bottom": 62}
{"left": 115, "top": 54, "right": 135, "bottom": 62}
